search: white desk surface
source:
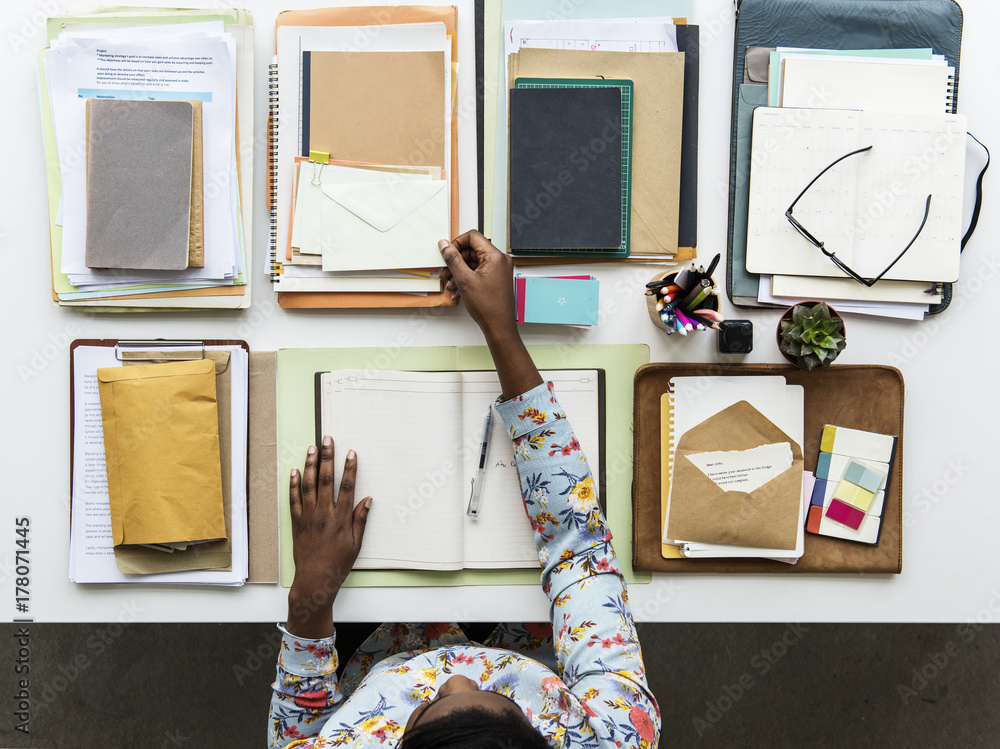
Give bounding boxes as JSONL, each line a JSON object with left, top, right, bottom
{"left": 3, "top": 0, "right": 999, "bottom": 624}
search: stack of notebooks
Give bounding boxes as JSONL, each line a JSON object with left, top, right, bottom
{"left": 661, "top": 376, "right": 807, "bottom": 561}
{"left": 733, "top": 47, "right": 967, "bottom": 319}
{"left": 487, "top": 1, "right": 699, "bottom": 262}
{"left": 39, "top": 7, "right": 254, "bottom": 309}
{"left": 69, "top": 343, "right": 252, "bottom": 585}
{"left": 268, "top": 5, "right": 476, "bottom": 308}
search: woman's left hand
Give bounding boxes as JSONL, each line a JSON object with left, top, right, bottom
{"left": 286, "top": 436, "right": 372, "bottom": 639}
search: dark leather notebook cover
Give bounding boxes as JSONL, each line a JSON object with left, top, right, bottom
{"left": 632, "top": 364, "right": 904, "bottom": 574}
{"left": 508, "top": 87, "right": 622, "bottom": 251}
{"left": 726, "top": 0, "right": 964, "bottom": 313}
{"left": 676, "top": 24, "right": 699, "bottom": 250}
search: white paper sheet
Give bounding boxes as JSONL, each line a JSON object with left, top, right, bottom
{"left": 47, "top": 27, "right": 240, "bottom": 284}
{"left": 687, "top": 443, "right": 794, "bottom": 494}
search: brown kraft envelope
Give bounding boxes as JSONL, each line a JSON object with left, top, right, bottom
{"left": 666, "top": 400, "right": 803, "bottom": 550}
{"left": 112, "top": 351, "right": 235, "bottom": 574}
{"left": 97, "top": 359, "right": 228, "bottom": 562}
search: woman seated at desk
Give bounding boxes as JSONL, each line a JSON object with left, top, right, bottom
{"left": 268, "top": 232, "right": 659, "bottom": 749}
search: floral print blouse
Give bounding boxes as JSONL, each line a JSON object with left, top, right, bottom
{"left": 269, "top": 381, "right": 659, "bottom": 748}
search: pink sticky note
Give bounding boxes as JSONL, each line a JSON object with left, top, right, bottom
{"left": 826, "top": 498, "right": 865, "bottom": 531}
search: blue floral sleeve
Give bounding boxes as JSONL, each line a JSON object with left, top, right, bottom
{"left": 268, "top": 625, "right": 339, "bottom": 748}
{"left": 495, "top": 382, "right": 661, "bottom": 748}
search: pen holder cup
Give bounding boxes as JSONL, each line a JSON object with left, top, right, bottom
{"left": 646, "top": 270, "right": 719, "bottom": 334}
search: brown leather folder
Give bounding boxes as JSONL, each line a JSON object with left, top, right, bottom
{"left": 632, "top": 364, "right": 904, "bottom": 574}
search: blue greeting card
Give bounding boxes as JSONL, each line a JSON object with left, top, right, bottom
{"left": 522, "top": 277, "right": 599, "bottom": 326}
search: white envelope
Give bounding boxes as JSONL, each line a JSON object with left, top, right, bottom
{"left": 292, "top": 163, "right": 432, "bottom": 254}
{"left": 319, "top": 180, "right": 449, "bottom": 271}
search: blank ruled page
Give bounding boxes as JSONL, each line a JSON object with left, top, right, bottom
{"left": 321, "top": 370, "right": 465, "bottom": 570}
{"left": 460, "top": 371, "right": 601, "bottom": 569}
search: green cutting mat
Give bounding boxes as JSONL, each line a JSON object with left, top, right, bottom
{"left": 276, "top": 344, "right": 650, "bottom": 588}
{"left": 512, "top": 77, "right": 633, "bottom": 258}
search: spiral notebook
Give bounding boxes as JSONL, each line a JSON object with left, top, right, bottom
{"left": 779, "top": 57, "right": 955, "bottom": 113}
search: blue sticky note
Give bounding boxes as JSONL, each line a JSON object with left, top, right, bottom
{"left": 522, "top": 277, "right": 599, "bottom": 326}
{"left": 815, "top": 451, "right": 833, "bottom": 481}
{"left": 844, "top": 460, "right": 885, "bottom": 493}
{"left": 810, "top": 479, "right": 828, "bottom": 507}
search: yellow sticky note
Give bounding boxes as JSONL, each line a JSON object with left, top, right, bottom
{"left": 833, "top": 479, "right": 861, "bottom": 506}
{"left": 820, "top": 425, "right": 837, "bottom": 454}
{"left": 851, "top": 487, "right": 876, "bottom": 512}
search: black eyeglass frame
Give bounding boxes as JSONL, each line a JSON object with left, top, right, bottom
{"left": 784, "top": 145, "right": 933, "bottom": 288}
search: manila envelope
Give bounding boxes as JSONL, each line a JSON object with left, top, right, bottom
{"left": 97, "top": 359, "right": 228, "bottom": 553}
{"left": 307, "top": 50, "right": 447, "bottom": 169}
{"left": 510, "top": 47, "right": 685, "bottom": 257}
{"left": 112, "top": 350, "right": 236, "bottom": 574}
{"left": 666, "top": 401, "right": 803, "bottom": 550}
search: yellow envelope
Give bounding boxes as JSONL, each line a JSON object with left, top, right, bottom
{"left": 97, "top": 359, "right": 227, "bottom": 547}
{"left": 666, "top": 401, "right": 803, "bottom": 549}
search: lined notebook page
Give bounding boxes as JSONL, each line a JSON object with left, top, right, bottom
{"left": 321, "top": 370, "right": 466, "bottom": 570}
{"left": 460, "top": 371, "right": 601, "bottom": 569}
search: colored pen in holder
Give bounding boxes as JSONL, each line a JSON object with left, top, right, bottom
{"left": 645, "top": 258, "right": 723, "bottom": 337}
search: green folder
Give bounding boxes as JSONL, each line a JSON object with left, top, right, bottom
{"left": 277, "top": 344, "right": 651, "bottom": 588}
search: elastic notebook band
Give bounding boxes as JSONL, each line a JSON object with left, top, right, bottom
{"left": 961, "top": 132, "right": 990, "bottom": 253}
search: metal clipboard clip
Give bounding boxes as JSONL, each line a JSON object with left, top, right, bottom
{"left": 114, "top": 339, "right": 206, "bottom": 362}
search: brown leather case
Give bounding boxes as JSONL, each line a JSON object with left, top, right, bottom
{"left": 632, "top": 364, "right": 904, "bottom": 574}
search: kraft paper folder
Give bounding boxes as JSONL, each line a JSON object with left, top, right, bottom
{"left": 70, "top": 340, "right": 279, "bottom": 583}
{"left": 269, "top": 6, "right": 461, "bottom": 310}
{"left": 632, "top": 364, "right": 904, "bottom": 574}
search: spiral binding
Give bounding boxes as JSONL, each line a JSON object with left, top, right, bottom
{"left": 268, "top": 61, "right": 280, "bottom": 282}
{"left": 662, "top": 389, "right": 676, "bottom": 498}
{"left": 947, "top": 72, "right": 957, "bottom": 114}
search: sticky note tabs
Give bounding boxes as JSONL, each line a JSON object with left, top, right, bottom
{"left": 833, "top": 480, "right": 861, "bottom": 505}
{"left": 824, "top": 425, "right": 896, "bottom": 463}
{"left": 810, "top": 479, "right": 828, "bottom": 507}
{"left": 843, "top": 460, "right": 885, "bottom": 493}
{"left": 826, "top": 499, "right": 865, "bottom": 530}
{"left": 851, "top": 487, "right": 876, "bottom": 513}
{"left": 807, "top": 505, "right": 823, "bottom": 534}
{"left": 815, "top": 451, "right": 833, "bottom": 481}
{"left": 820, "top": 426, "right": 837, "bottom": 454}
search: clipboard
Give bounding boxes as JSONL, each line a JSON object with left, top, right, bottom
{"left": 69, "top": 339, "right": 278, "bottom": 583}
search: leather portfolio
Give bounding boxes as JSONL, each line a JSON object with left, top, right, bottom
{"left": 632, "top": 364, "right": 904, "bottom": 574}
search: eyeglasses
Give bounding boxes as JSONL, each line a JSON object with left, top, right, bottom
{"left": 785, "top": 145, "right": 933, "bottom": 287}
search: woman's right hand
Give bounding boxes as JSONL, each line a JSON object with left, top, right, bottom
{"left": 438, "top": 231, "right": 517, "bottom": 340}
{"left": 438, "top": 231, "right": 542, "bottom": 400}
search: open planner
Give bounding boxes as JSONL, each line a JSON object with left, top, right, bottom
{"left": 316, "top": 369, "right": 604, "bottom": 570}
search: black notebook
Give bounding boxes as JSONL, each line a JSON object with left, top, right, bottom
{"left": 508, "top": 86, "right": 623, "bottom": 253}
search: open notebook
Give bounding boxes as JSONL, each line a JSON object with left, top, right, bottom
{"left": 316, "top": 369, "right": 603, "bottom": 570}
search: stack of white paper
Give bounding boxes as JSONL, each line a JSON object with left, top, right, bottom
{"left": 39, "top": 9, "right": 254, "bottom": 309}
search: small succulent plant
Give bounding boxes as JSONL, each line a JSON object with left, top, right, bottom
{"left": 778, "top": 303, "right": 846, "bottom": 370}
